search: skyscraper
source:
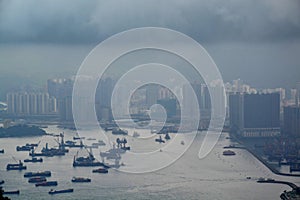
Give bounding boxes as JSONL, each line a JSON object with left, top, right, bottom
{"left": 296, "top": 82, "right": 300, "bottom": 106}
{"left": 283, "top": 106, "right": 300, "bottom": 137}
{"left": 146, "top": 84, "right": 159, "bottom": 109}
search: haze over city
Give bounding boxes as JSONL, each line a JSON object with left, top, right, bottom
{"left": 0, "top": 0, "right": 300, "bottom": 100}
{"left": 0, "top": 1, "right": 300, "bottom": 200}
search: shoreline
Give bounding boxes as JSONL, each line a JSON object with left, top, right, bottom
{"left": 231, "top": 134, "right": 300, "bottom": 177}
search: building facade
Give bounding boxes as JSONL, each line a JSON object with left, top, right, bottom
{"left": 283, "top": 106, "right": 300, "bottom": 137}
{"left": 229, "top": 93, "right": 280, "bottom": 137}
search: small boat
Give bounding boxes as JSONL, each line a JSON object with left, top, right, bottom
{"left": 92, "top": 168, "right": 108, "bottom": 174}
{"left": 112, "top": 128, "right": 128, "bottom": 135}
{"left": 0, "top": 180, "right": 4, "bottom": 185}
{"left": 73, "top": 136, "right": 85, "bottom": 140}
{"left": 0, "top": 149, "right": 4, "bottom": 153}
{"left": 28, "top": 177, "right": 47, "bottom": 183}
{"left": 132, "top": 131, "right": 140, "bottom": 138}
{"left": 24, "top": 171, "right": 51, "bottom": 177}
{"left": 71, "top": 177, "right": 91, "bottom": 183}
{"left": 3, "top": 190, "right": 20, "bottom": 195}
{"left": 49, "top": 188, "right": 73, "bottom": 195}
{"left": 35, "top": 181, "right": 58, "bottom": 187}
{"left": 258, "top": 177, "right": 265, "bottom": 182}
{"left": 24, "top": 157, "right": 43, "bottom": 163}
{"left": 97, "top": 140, "right": 106, "bottom": 146}
{"left": 223, "top": 150, "right": 236, "bottom": 156}
{"left": 65, "top": 140, "right": 84, "bottom": 148}
{"left": 16, "top": 145, "right": 33, "bottom": 151}
{"left": 6, "top": 160, "right": 27, "bottom": 171}
{"left": 16, "top": 143, "right": 38, "bottom": 151}
{"left": 155, "top": 136, "right": 165, "bottom": 143}
{"left": 165, "top": 133, "right": 171, "bottom": 140}
{"left": 151, "top": 129, "right": 157, "bottom": 134}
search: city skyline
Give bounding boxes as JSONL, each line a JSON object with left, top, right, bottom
{"left": 1, "top": 1, "right": 300, "bottom": 199}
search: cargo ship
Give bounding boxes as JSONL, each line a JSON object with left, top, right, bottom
{"left": 112, "top": 128, "right": 128, "bottom": 135}
{"left": 35, "top": 181, "right": 58, "bottom": 187}
{"left": 24, "top": 171, "right": 51, "bottom": 177}
{"left": 28, "top": 177, "right": 47, "bottom": 183}
{"left": 92, "top": 168, "right": 108, "bottom": 173}
{"left": 71, "top": 177, "right": 91, "bottom": 183}
{"left": 6, "top": 160, "right": 27, "bottom": 170}
{"left": 24, "top": 157, "right": 43, "bottom": 163}
{"left": 49, "top": 188, "right": 73, "bottom": 195}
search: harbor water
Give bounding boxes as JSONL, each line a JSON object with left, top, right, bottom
{"left": 0, "top": 125, "right": 299, "bottom": 200}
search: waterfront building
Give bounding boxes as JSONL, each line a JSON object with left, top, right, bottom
{"left": 229, "top": 93, "right": 280, "bottom": 137}
{"left": 6, "top": 92, "right": 54, "bottom": 116}
{"left": 283, "top": 106, "right": 300, "bottom": 137}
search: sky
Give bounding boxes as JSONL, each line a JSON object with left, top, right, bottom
{"left": 0, "top": 0, "right": 300, "bottom": 99}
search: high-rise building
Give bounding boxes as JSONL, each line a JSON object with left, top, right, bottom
{"left": 6, "top": 92, "right": 54, "bottom": 116}
{"left": 229, "top": 93, "right": 280, "bottom": 137}
{"left": 182, "top": 84, "right": 199, "bottom": 119}
{"left": 156, "top": 98, "right": 177, "bottom": 119}
{"left": 146, "top": 84, "right": 159, "bottom": 108}
{"left": 283, "top": 106, "right": 300, "bottom": 137}
{"left": 47, "top": 78, "right": 73, "bottom": 121}
{"left": 296, "top": 82, "right": 300, "bottom": 106}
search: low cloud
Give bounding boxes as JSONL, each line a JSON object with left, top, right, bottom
{"left": 0, "top": 0, "right": 299, "bottom": 43}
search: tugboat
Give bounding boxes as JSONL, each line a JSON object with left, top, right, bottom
{"left": 35, "top": 181, "right": 58, "bottom": 187}
{"left": 16, "top": 142, "right": 39, "bottom": 151}
{"left": 3, "top": 190, "right": 20, "bottom": 195}
{"left": 223, "top": 150, "right": 236, "bottom": 156}
{"left": 28, "top": 177, "right": 47, "bottom": 183}
{"left": 165, "top": 133, "right": 171, "bottom": 140}
{"left": 92, "top": 140, "right": 106, "bottom": 146}
{"left": 16, "top": 145, "right": 34, "bottom": 151}
{"left": 92, "top": 168, "right": 108, "bottom": 174}
{"left": 24, "top": 157, "right": 43, "bottom": 163}
{"left": 112, "top": 128, "right": 128, "bottom": 135}
{"left": 98, "top": 140, "right": 106, "bottom": 146}
{"left": 73, "top": 149, "right": 103, "bottom": 167}
{"left": 132, "top": 131, "right": 140, "bottom": 138}
{"left": 24, "top": 171, "right": 51, "bottom": 177}
{"left": 49, "top": 188, "right": 73, "bottom": 195}
{"left": 6, "top": 160, "right": 27, "bottom": 171}
{"left": 65, "top": 140, "right": 84, "bottom": 148}
{"left": 73, "top": 136, "right": 85, "bottom": 140}
{"left": 155, "top": 136, "right": 165, "bottom": 143}
{"left": 71, "top": 177, "right": 91, "bottom": 183}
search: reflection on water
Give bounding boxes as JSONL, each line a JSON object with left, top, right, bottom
{"left": 0, "top": 125, "right": 299, "bottom": 200}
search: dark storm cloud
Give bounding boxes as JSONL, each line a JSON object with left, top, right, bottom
{"left": 0, "top": 0, "right": 300, "bottom": 43}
